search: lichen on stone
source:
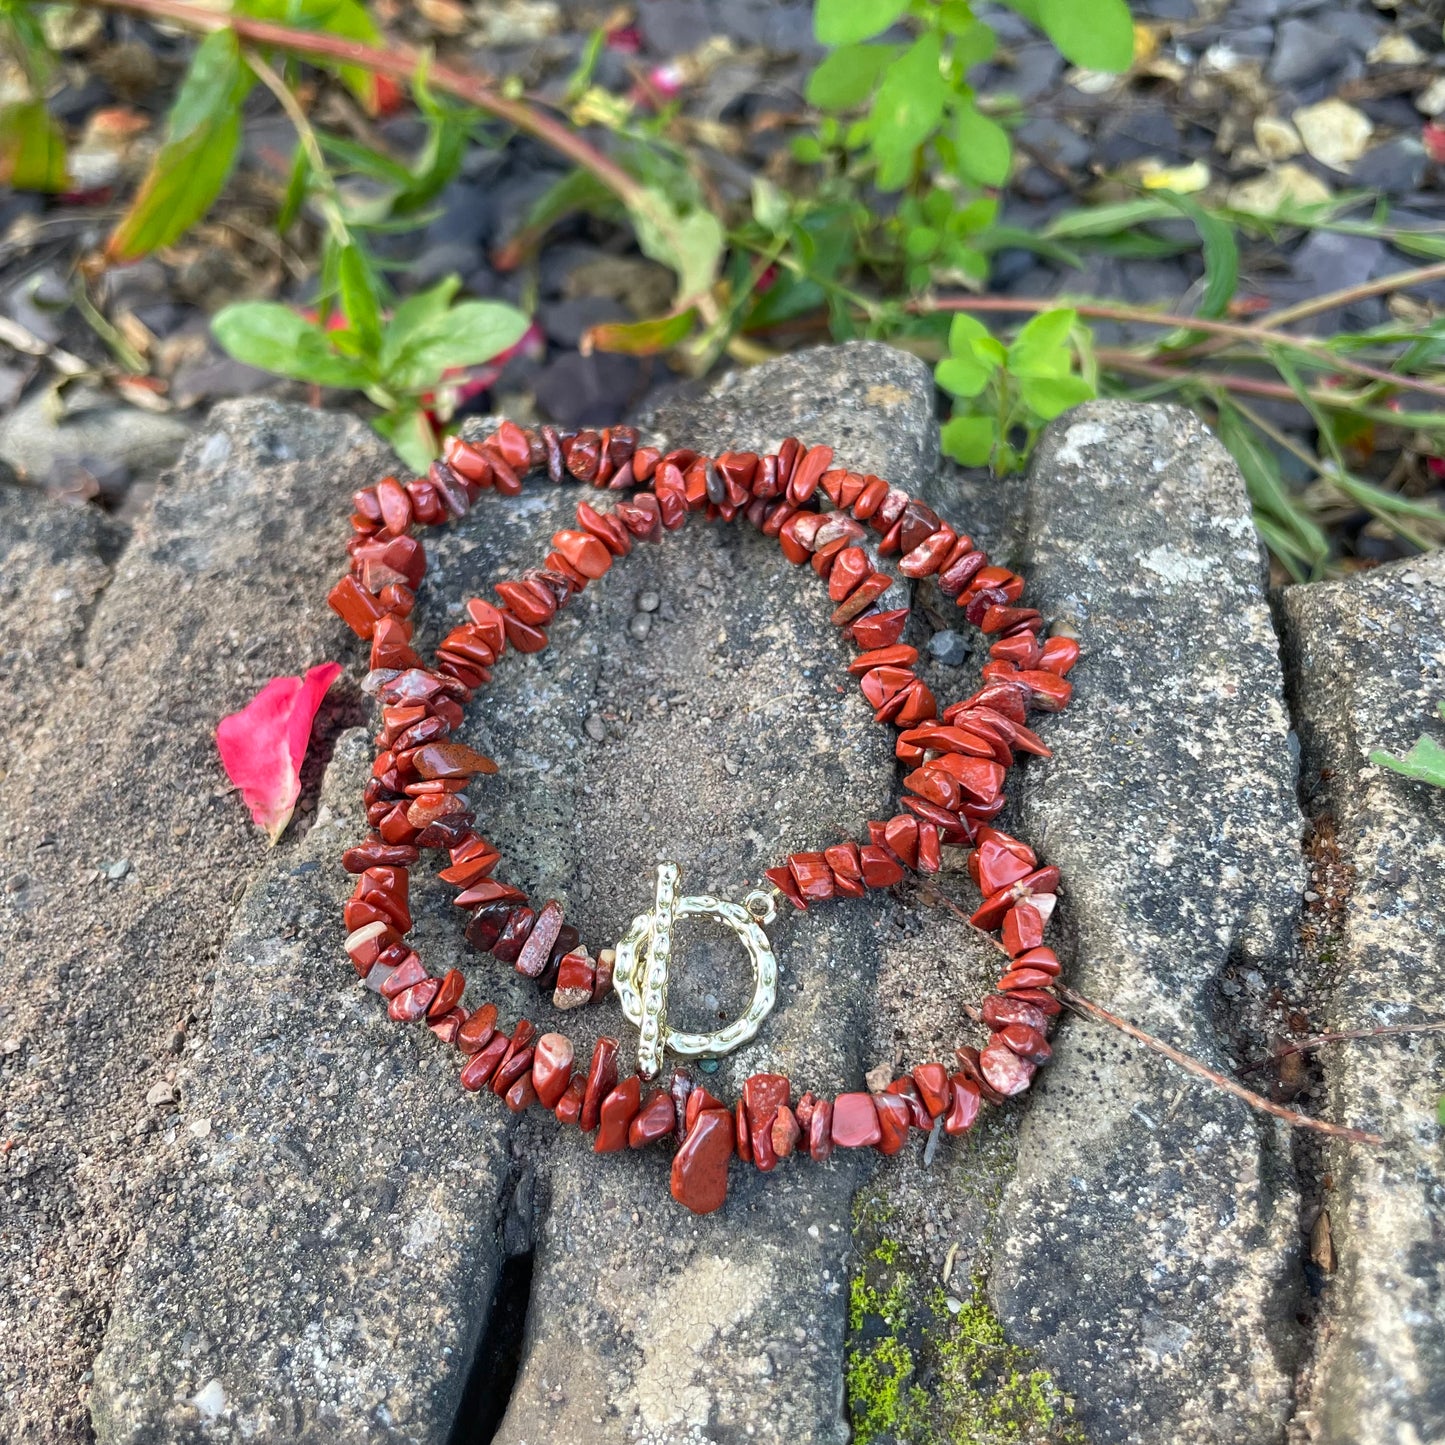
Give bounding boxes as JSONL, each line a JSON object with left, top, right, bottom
{"left": 847, "top": 1195, "right": 1085, "bottom": 1445}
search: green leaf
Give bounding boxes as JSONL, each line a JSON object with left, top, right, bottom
{"left": 867, "top": 31, "right": 947, "bottom": 191}
{"left": 318, "top": 131, "right": 415, "bottom": 187}
{"left": 384, "top": 300, "right": 530, "bottom": 391}
{"left": 1037, "top": 0, "right": 1135, "bottom": 72}
{"left": 1043, "top": 197, "right": 1175, "bottom": 239}
{"left": 814, "top": 0, "right": 909, "bottom": 46}
{"left": 337, "top": 244, "right": 383, "bottom": 357}
{"left": 235, "top": 0, "right": 383, "bottom": 110}
{"left": 106, "top": 31, "right": 250, "bottom": 260}
{"left": 905, "top": 225, "right": 939, "bottom": 260}
{"left": 946, "top": 17, "right": 998, "bottom": 69}
{"left": 1018, "top": 373, "right": 1094, "bottom": 419}
{"left": 212, "top": 302, "right": 372, "bottom": 388}
{"left": 936, "top": 355, "right": 994, "bottom": 398}
{"left": 1158, "top": 192, "right": 1239, "bottom": 325}
{"left": 629, "top": 190, "right": 725, "bottom": 306}
{"left": 0, "top": 4, "right": 55, "bottom": 91}
{"left": 277, "top": 142, "right": 312, "bottom": 233}
{"left": 941, "top": 414, "right": 996, "bottom": 466}
{"left": 380, "top": 276, "right": 462, "bottom": 366}
{"left": 583, "top": 307, "right": 698, "bottom": 356}
{"left": 806, "top": 43, "right": 896, "bottom": 109}
{"left": 1214, "top": 404, "right": 1329, "bottom": 577}
{"left": 948, "top": 312, "right": 991, "bottom": 353}
{"left": 750, "top": 175, "right": 790, "bottom": 233}
{"left": 1370, "top": 728, "right": 1445, "bottom": 789}
{"left": 1008, "top": 307, "right": 1077, "bottom": 376}
{"left": 372, "top": 406, "right": 439, "bottom": 474}
{"left": 0, "top": 100, "right": 68, "bottom": 192}
{"left": 953, "top": 101, "right": 1011, "bottom": 187}
{"left": 391, "top": 88, "right": 473, "bottom": 215}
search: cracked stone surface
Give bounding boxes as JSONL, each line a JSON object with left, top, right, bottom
{"left": 0, "top": 482, "right": 122, "bottom": 780}
{"left": 1283, "top": 554, "right": 1445, "bottom": 1445}
{"left": 912, "top": 404, "right": 1309, "bottom": 1445}
{"left": 0, "top": 405, "right": 390, "bottom": 1445}
{"left": 90, "top": 728, "right": 517, "bottom": 1445}
{"left": 488, "top": 344, "right": 934, "bottom": 1445}
{"left": 87, "top": 342, "right": 935, "bottom": 1445}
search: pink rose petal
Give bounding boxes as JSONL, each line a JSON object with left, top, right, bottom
{"left": 216, "top": 662, "right": 342, "bottom": 843}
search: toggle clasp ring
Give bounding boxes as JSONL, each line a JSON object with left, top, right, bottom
{"left": 612, "top": 863, "right": 779, "bottom": 1079}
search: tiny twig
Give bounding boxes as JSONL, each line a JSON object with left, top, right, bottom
{"left": 1239, "top": 1020, "right": 1445, "bottom": 1076}
{"left": 914, "top": 882, "right": 1384, "bottom": 1145}
{"left": 1177, "top": 259, "right": 1445, "bottom": 366}
{"left": 1053, "top": 987, "right": 1384, "bottom": 1145}
{"left": 917, "top": 295, "right": 1445, "bottom": 405}
{"left": 1261, "top": 260, "right": 1445, "bottom": 330}
{"left": 68, "top": 0, "right": 650, "bottom": 215}
{"left": 1093, "top": 349, "right": 1372, "bottom": 408}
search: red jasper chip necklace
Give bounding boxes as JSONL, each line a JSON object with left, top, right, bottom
{"left": 331, "top": 420, "right": 1078, "bottom": 1215}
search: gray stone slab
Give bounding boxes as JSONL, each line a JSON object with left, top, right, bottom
{"left": 0, "top": 404, "right": 391, "bottom": 1445}
{"left": 919, "top": 403, "right": 1308, "bottom": 1444}
{"left": 90, "top": 729, "right": 517, "bottom": 1445}
{"left": 31, "top": 369, "right": 1345, "bottom": 1444}
{"left": 493, "top": 342, "right": 938, "bottom": 1445}
{"left": 1281, "top": 554, "right": 1445, "bottom": 1445}
{"left": 89, "top": 344, "right": 938, "bottom": 1445}
{"left": 0, "top": 481, "right": 121, "bottom": 781}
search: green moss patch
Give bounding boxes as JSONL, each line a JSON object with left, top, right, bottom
{"left": 847, "top": 1196, "right": 1086, "bottom": 1445}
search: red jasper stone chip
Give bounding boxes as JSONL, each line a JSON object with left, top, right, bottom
{"left": 671, "top": 1107, "right": 734, "bottom": 1215}
{"left": 831, "top": 1092, "right": 882, "bottom": 1149}
{"left": 629, "top": 1090, "right": 677, "bottom": 1148}
{"left": 594, "top": 1075, "right": 643, "bottom": 1152}
{"left": 532, "top": 1033, "right": 575, "bottom": 1108}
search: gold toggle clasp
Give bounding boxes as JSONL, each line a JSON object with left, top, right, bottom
{"left": 612, "top": 863, "right": 779, "bottom": 1079}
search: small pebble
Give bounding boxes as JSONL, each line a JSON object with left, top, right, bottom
{"left": 629, "top": 613, "right": 653, "bottom": 640}
{"left": 584, "top": 713, "right": 606, "bottom": 742}
{"left": 145, "top": 1081, "right": 176, "bottom": 1108}
{"left": 927, "top": 630, "right": 970, "bottom": 666}
{"left": 637, "top": 590, "right": 660, "bottom": 612}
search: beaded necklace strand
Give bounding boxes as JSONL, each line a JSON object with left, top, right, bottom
{"left": 331, "top": 420, "right": 1077, "bottom": 1214}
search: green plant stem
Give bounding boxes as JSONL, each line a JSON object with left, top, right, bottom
{"left": 1094, "top": 349, "right": 1349, "bottom": 406}
{"left": 919, "top": 295, "right": 1445, "bottom": 405}
{"left": 1248, "top": 260, "right": 1445, "bottom": 332}
{"left": 68, "top": 0, "right": 651, "bottom": 215}
{"left": 243, "top": 48, "right": 350, "bottom": 248}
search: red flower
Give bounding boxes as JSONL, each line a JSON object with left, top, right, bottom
{"left": 216, "top": 663, "right": 342, "bottom": 842}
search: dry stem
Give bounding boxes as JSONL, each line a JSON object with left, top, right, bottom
{"left": 916, "top": 882, "right": 1384, "bottom": 1146}
{"left": 1239, "top": 1020, "right": 1445, "bottom": 1076}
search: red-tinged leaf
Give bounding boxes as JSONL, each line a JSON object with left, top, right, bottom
{"left": 216, "top": 663, "right": 342, "bottom": 843}
{"left": 106, "top": 30, "right": 249, "bottom": 261}
{"left": 581, "top": 307, "right": 698, "bottom": 357}
{"left": 0, "top": 101, "right": 69, "bottom": 193}
{"left": 1424, "top": 123, "right": 1445, "bottom": 165}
